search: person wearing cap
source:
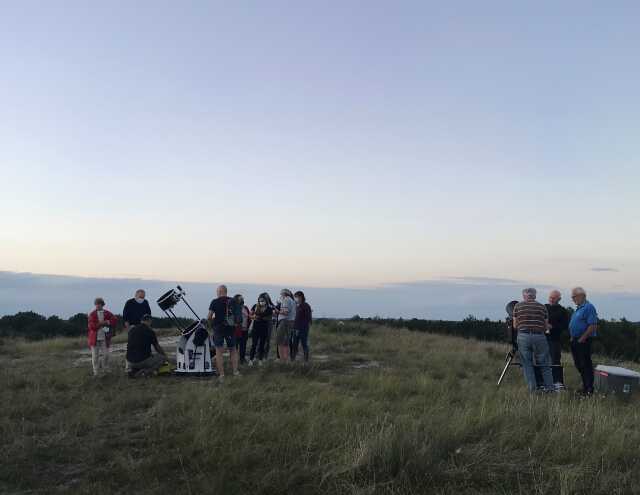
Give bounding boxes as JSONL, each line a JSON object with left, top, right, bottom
{"left": 274, "top": 289, "right": 296, "bottom": 362}
{"left": 513, "top": 288, "right": 553, "bottom": 392}
{"left": 125, "top": 314, "right": 169, "bottom": 376}
{"left": 87, "top": 297, "right": 118, "bottom": 376}
{"left": 569, "top": 287, "right": 598, "bottom": 395}
{"left": 122, "top": 289, "right": 152, "bottom": 331}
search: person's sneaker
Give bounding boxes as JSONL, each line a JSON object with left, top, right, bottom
{"left": 218, "top": 375, "right": 225, "bottom": 384}
{"left": 233, "top": 370, "right": 241, "bottom": 377}
{"left": 258, "top": 360, "right": 263, "bottom": 367}
{"left": 554, "top": 382, "right": 566, "bottom": 391}
{"left": 248, "top": 360, "right": 254, "bottom": 367}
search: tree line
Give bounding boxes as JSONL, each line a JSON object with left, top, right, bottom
{"left": 347, "top": 314, "right": 640, "bottom": 362}
{"left": 0, "top": 311, "right": 195, "bottom": 340}
{"left": 2, "top": 311, "right": 639, "bottom": 362}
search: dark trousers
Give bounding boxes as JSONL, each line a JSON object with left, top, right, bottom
{"left": 265, "top": 322, "right": 274, "bottom": 359}
{"left": 571, "top": 338, "right": 594, "bottom": 393}
{"left": 236, "top": 332, "right": 248, "bottom": 362}
{"left": 249, "top": 327, "right": 268, "bottom": 361}
{"left": 547, "top": 338, "right": 564, "bottom": 384}
{"left": 291, "top": 328, "right": 310, "bottom": 362}
{"left": 288, "top": 328, "right": 296, "bottom": 359}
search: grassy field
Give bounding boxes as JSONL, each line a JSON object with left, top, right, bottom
{"left": 1, "top": 321, "right": 640, "bottom": 495}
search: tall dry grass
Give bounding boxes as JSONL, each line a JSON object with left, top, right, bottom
{"left": 1, "top": 321, "right": 639, "bottom": 494}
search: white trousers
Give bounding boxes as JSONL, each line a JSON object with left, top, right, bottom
{"left": 90, "top": 340, "right": 109, "bottom": 375}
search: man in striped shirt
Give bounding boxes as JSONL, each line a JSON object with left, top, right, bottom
{"left": 513, "top": 288, "right": 553, "bottom": 392}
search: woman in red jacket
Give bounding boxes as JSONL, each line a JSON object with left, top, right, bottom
{"left": 87, "top": 297, "right": 118, "bottom": 376}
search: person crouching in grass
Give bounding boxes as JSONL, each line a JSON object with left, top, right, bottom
{"left": 87, "top": 297, "right": 118, "bottom": 376}
{"left": 125, "top": 314, "right": 170, "bottom": 377}
{"left": 291, "top": 291, "right": 313, "bottom": 362}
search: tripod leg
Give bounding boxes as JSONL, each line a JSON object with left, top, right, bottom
{"left": 497, "top": 352, "right": 514, "bottom": 387}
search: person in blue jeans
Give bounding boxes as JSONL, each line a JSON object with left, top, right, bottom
{"left": 513, "top": 288, "right": 553, "bottom": 392}
{"left": 291, "top": 291, "right": 313, "bottom": 362}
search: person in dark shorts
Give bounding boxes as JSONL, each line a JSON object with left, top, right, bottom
{"left": 207, "top": 285, "right": 239, "bottom": 382}
{"left": 291, "top": 291, "right": 313, "bottom": 362}
{"left": 545, "top": 290, "right": 569, "bottom": 390}
{"left": 126, "top": 314, "right": 169, "bottom": 376}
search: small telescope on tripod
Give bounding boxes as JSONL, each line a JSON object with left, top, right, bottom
{"left": 497, "top": 300, "right": 520, "bottom": 386}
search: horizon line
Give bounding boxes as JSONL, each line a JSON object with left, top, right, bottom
{"left": 1, "top": 269, "right": 638, "bottom": 296}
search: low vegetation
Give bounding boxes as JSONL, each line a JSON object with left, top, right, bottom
{"left": 369, "top": 316, "right": 640, "bottom": 362}
{"left": 0, "top": 311, "right": 193, "bottom": 340}
{"left": 4, "top": 311, "right": 639, "bottom": 362}
{"left": 1, "top": 321, "right": 639, "bottom": 494}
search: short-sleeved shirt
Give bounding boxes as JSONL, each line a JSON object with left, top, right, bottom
{"left": 208, "top": 296, "right": 236, "bottom": 328}
{"left": 126, "top": 324, "right": 158, "bottom": 363}
{"left": 280, "top": 296, "right": 296, "bottom": 322}
{"left": 569, "top": 301, "right": 598, "bottom": 338}
{"left": 513, "top": 301, "right": 548, "bottom": 332}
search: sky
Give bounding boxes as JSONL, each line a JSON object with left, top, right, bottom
{"left": 1, "top": 1, "right": 639, "bottom": 316}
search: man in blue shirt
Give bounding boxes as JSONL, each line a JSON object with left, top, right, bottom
{"left": 569, "top": 287, "right": 598, "bottom": 395}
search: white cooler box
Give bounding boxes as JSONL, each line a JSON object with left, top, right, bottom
{"left": 594, "top": 365, "right": 640, "bottom": 398}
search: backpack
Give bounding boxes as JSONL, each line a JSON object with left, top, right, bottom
{"left": 223, "top": 297, "right": 236, "bottom": 327}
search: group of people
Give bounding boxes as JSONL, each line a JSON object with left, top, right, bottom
{"left": 205, "top": 285, "right": 313, "bottom": 382}
{"left": 513, "top": 286, "right": 598, "bottom": 395}
{"left": 86, "top": 284, "right": 599, "bottom": 391}
{"left": 86, "top": 286, "right": 313, "bottom": 380}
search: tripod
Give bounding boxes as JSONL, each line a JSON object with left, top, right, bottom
{"left": 497, "top": 306, "right": 564, "bottom": 388}
{"left": 497, "top": 315, "right": 521, "bottom": 387}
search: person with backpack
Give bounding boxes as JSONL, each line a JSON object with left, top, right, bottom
{"left": 274, "top": 289, "right": 296, "bottom": 362}
{"left": 291, "top": 291, "right": 313, "bottom": 362}
{"left": 248, "top": 293, "right": 273, "bottom": 366}
{"left": 207, "top": 285, "right": 240, "bottom": 383}
{"left": 233, "top": 294, "right": 250, "bottom": 364}
{"left": 87, "top": 297, "right": 118, "bottom": 376}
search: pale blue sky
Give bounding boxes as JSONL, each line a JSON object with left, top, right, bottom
{"left": 1, "top": 1, "right": 639, "bottom": 295}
